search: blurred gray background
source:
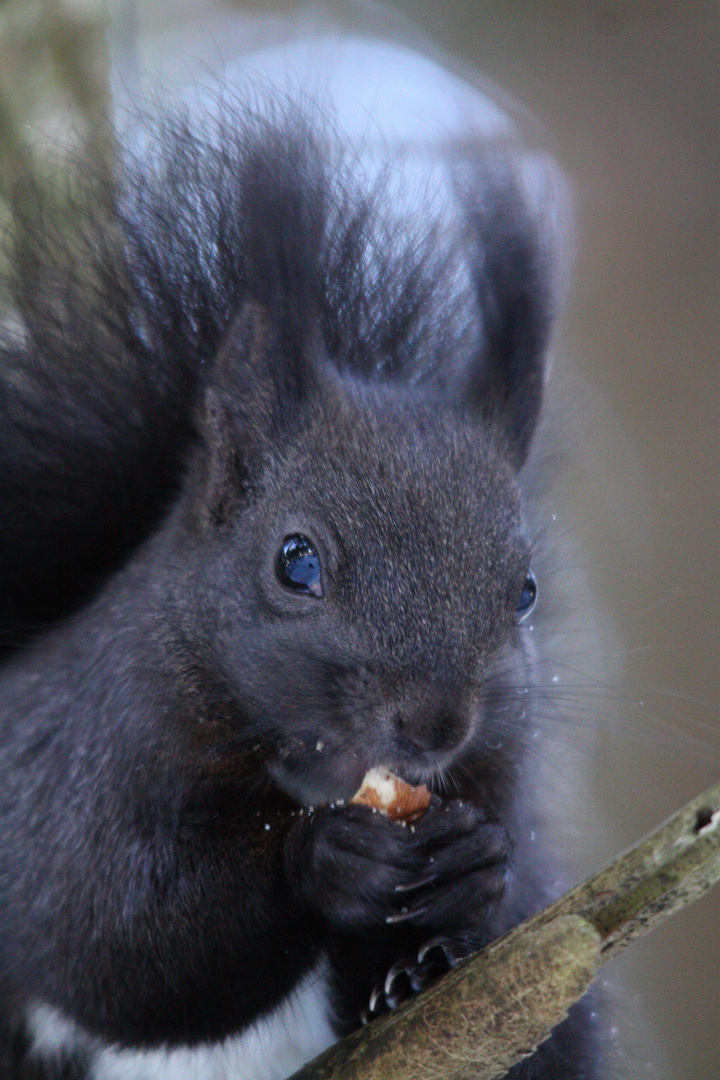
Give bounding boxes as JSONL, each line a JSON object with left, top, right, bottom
{"left": 1, "top": 1, "right": 718, "bottom": 1077}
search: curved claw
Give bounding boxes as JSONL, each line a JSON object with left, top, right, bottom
{"left": 366, "top": 937, "right": 474, "bottom": 1025}
{"left": 394, "top": 873, "right": 438, "bottom": 894}
{"left": 385, "top": 904, "right": 428, "bottom": 925}
{"left": 384, "top": 957, "right": 415, "bottom": 997}
{"left": 368, "top": 982, "right": 386, "bottom": 1016}
{"left": 382, "top": 957, "right": 415, "bottom": 1008}
{"left": 417, "top": 935, "right": 464, "bottom": 968}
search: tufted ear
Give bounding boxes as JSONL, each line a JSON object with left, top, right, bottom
{"left": 197, "top": 124, "right": 330, "bottom": 524}
{"left": 198, "top": 300, "right": 323, "bottom": 526}
{"left": 462, "top": 168, "right": 555, "bottom": 469}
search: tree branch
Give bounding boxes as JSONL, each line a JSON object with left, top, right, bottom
{"left": 289, "top": 780, "right": 720, "bottom": 1080}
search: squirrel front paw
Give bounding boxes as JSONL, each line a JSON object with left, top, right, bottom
{"left": 381, "top": 801, "right": 510, "bottom": 932}
{"left": 285, "top": 798, "right": 511, "bottom": 935}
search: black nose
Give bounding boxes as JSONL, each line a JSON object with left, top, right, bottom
{"left": 391, "top": 701, "right": 469, "bottom": 756}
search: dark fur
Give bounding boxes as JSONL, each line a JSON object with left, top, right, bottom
{"left": 0, "top": 101, "right": 603, "bottom": 1078}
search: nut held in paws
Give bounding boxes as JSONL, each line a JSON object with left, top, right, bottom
{"left": 351, "top": 768, "right": 432, "bottom": 823}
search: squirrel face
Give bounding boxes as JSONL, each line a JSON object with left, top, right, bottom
{"left": 153, "top": 110, "right": 551, "bottom": 807}
{"left": 176, "top": 305, "right": 535, "bottom": 806}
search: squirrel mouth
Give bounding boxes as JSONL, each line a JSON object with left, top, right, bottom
{"left": 267, "top": 747, "right": 367, "bottom": 806}
{"left": 267, "top": 739, "right": 445, "bottom": 808}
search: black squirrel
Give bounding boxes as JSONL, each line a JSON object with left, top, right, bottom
{"left": 0, "top": 30, "right": 605, "bottom": 1080}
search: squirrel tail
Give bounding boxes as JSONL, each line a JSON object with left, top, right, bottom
{"left": 0, "top": 166, "right": 201, "bottom": 645}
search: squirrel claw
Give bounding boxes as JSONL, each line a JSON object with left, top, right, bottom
{"left": 384, "top": 957, "right": 415, "bottom": 996}
{"left": 383, "top": 957, "right": 415, "bottom": 1008}
{"left": 417, "top": 935, "right": 463, "bottom": 969}
{"left": 385, "top": 903, "right": 428, "bottom": 925}
{"left": 368, "top": 983, "right": 386, "bottom": 1016}
{"left": 365, "top": 936, "right": 472, "bottom": 1022}
{"left": 394, "top": 873, "right": 438, "bottom": 894}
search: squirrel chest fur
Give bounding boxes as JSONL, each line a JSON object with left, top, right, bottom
{"left": 0, "top": 29, "right": 604, "bottom": 1080}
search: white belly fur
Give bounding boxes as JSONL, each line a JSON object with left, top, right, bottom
{"left": 28, "top": 962, "right": 335, "bottom": 1080}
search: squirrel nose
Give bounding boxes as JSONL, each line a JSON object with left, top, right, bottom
{"left": 391, "top": 703, "right": 469, "bottom": 756}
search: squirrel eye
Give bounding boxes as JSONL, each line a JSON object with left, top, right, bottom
{"left": 515, "top": 570, "right": 537, "bottom": 622}
{"left": 276, "top": 535, "right": 323, "bottom": 597}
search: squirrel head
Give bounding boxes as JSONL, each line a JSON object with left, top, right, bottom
{"left": 167, "top": 127, "right": 552, "bottom": 803}
{"left": 173, "top": 284, "right": 542, "bottom": 804}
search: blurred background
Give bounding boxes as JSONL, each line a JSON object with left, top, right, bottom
{"left": 0, "top": 1, "right": 717, "bottom": 1077}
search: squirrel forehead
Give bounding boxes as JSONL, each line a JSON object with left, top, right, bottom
{"left": 258, "top": 397, "right": 527, "bottom": 662}
{"left": 270, "top": 395, "right": 524, "bottom": 539}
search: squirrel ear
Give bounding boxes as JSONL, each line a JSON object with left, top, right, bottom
{"left": 198, "top": 301, "right": 322, "bottom": 524}
{"left": 212, "top": 299, "right": 321, "bottom": 436}
{"left": 198, "top": 125, "right": 328, "bottom": 520}
{"left": 461, "top": 171, "right": 555, "bottom": 469}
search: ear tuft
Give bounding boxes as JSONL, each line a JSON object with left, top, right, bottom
{"left": 238, "top": 123, "right": 327, "bottom": 363}
{"left": 199, "top": 385, "right": 254, "bottom": 527}
{"left": 197, "top": 297, "right": 325, "bottom": 526}
{"left": 462, "top": 164, "right": 556, "bottom": 468}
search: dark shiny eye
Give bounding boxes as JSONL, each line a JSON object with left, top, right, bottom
{"left": 515, "top": 570, "right": 537, "bottom": 622}
{"left": 276, "top": 534, "right": 323, "bottom": 597}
